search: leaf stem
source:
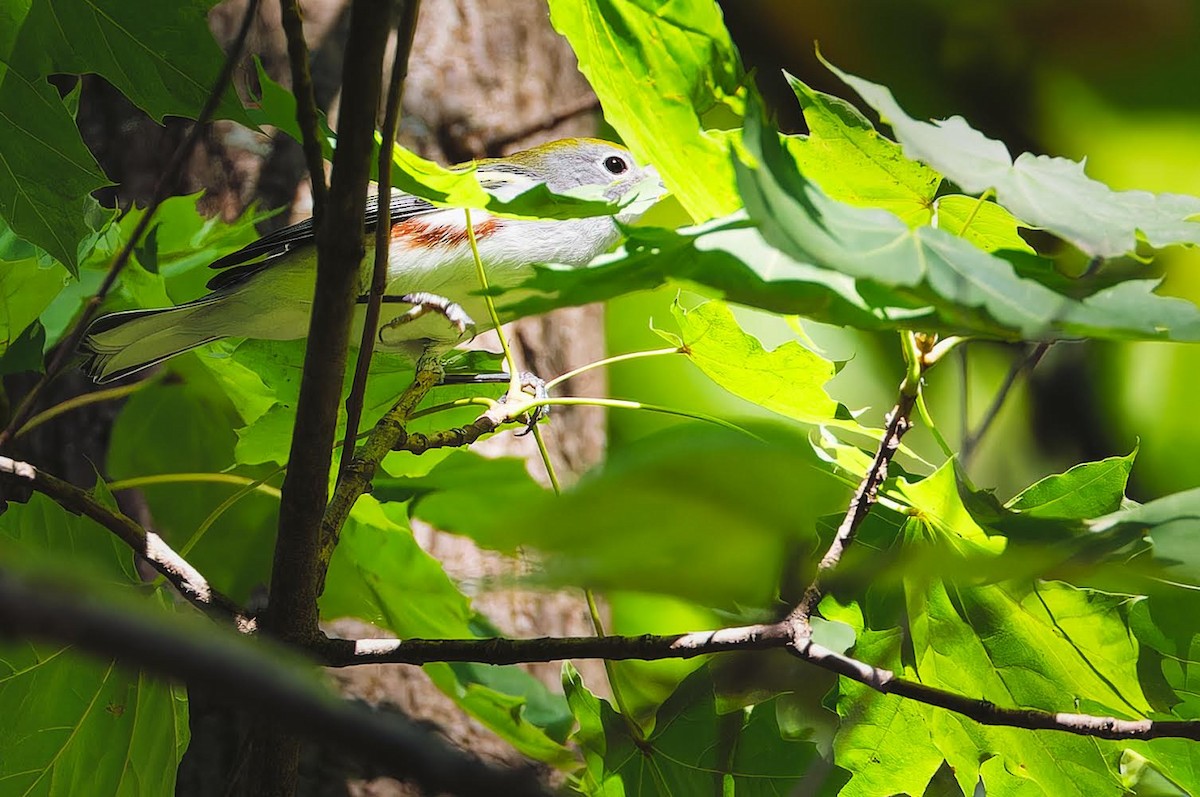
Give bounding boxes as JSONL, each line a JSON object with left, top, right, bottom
{"left": 0, "top": 0, "right": 261, "bottom": 450}
{"left": 544, "top": 346, "right": 683, "bottom": 390}
{"left": 107, "top": 472, "right": 282, "bottom": 499}
{"left": 15, "top": 376, "right": 159, "bottom": 439}
{"left": 464, "top": 207, "right": 522, "bottom": 398}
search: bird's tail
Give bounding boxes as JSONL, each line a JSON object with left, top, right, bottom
{"left": 80, "top": 298, "right": 224, "bottom": 384}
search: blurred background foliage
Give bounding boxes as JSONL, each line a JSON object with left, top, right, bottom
{"left": 607, "top": 0, "right": 1200, "bottom": 503}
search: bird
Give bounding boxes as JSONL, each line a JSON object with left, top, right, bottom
{"left": 79, "top": 138, "right": 663, "bottom": 383}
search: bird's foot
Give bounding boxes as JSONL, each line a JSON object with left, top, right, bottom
{"left": 440, "top": 370, "right": 550, "bottom": 435}
{"left": 373, "top": 292, "right": 476, "bottom": 345}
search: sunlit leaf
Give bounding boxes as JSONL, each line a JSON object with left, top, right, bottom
{"left": 935, "top": 194, "right": 1035, "bottom": 254}
{"left": 671, "top": 299, "right": 845, "bottom": 426}
{"left": 548, "top": 0, "right": 745, "bottom": 222}
{"left": 785, "top": 72, "right": 940, "bottom": 226}
{"left": 738, "top": 98, "right": 1200, "bottom": 342}
{"left": 1006, "top": 450, "right": 1135, "bottom": 519}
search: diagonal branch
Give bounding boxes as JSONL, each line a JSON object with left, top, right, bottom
{"left": 0, "top": 455, "right": 249, "bottom": 626}
{"left": 319, "top": 355, "right": 459, "bottom": 574}
{"left": 786, "top": 341, "right": 923, "bottom": 636}
{"left": 279, "top": 0, "right": 329, "bottom": 216}
{"left": 961, "top": 341, "right": 1052, "bottom": 466}
{"left": 0, "top": 565, "right": 552, "bottom": 797}
{"left": 0, "top": 0, "right": 261, "bottom": 450}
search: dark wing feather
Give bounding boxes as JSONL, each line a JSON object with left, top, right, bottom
{"left": 206, "top": 192, "right": 439, "bottom": 291}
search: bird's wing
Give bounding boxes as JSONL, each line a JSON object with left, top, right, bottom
{"left": 205, "top": 192, "right": 439, "bottom": 291}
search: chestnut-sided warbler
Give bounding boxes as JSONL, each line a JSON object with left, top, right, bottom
{"left": 80, "top": 138, "right": 663, "bottom": 383}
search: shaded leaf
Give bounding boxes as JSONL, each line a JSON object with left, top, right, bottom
{"left": 0, "top": 489, "right": 188, "bottom": 794}
{"left": 0, "top": 645, "right": 188, "bottom": 797}
{"left": 106, "top": 358, "right": 278, "bottom": 603}
{"left": 405, "top": 427, "right": 849, "bottom": 607}
{"left": 0, "top": 255, "right": 66, "bottom": 358}
{"left": 564, "top": 664, "right": 819, "bottom": 796}
{"left": 823, "top": 58, "right": 1200, "bottom": 258}
{"left": 0, "top": 0, "right": 245, "bottom": 270}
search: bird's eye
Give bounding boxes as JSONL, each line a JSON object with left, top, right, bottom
{"left": 603, "top": 155, "right": 629, "bottom": 175}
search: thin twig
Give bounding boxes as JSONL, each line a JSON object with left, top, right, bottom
{"left": 0, "top": 456, "right": 250, "bottom": 627}
{"left": 391, "top": 411, "right": 501, "bottom": 454}
{"left": 0, "top": 566, "right": 552, "bottom": 797}
{"left": 0, "top": 0, "right": 261, "bottom": 450}
{"left": 14, "top": 375, "right": 158, "bottom": 439}
{"left": 279, "top": 0, "right": 329, "bottom": 216}
{"left": 788, "top": 387, "right": 918, "bottom": 634}
{"left": 961, "top": 341, "right": 1052, "bottom": 465}
{"left": 787, "top": 331, "right": 928, "bottom": 636}
{"left": 340, "top": 0, "right": 422, "bottom": 474}
{"left": 320, "top": 355, "right": 450, "bottom": 573}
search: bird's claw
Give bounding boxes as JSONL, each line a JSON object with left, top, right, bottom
{"left": 497, "top": 371, "right": 550, "bottom": 435}
{"left": 375, "top": 292, "right": 476, "bottom": 345}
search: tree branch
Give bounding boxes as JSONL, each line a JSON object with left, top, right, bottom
{"left": 961, "top": 341, "right": 1052, "bottom": 466}
{"left": 340, "top": 0, "right": 423, "bottom": 473}
{"left": 786, "top": 347, "right": 922, "bottom": 634}
{"left": 279, "top": 0, "right": 329, "bottom": 217}
{"left": 391, "top": 410, "right": 501, "bottom": 454}
{"left": 256, "top": 2, "right": 393, "bottom": 791}
{"left": 0, "top": 455, "right": 249, "bottom": 626}
{"left": 310, "top": 622, "right": 1200, "bottom": 742}
{"left": 267, "top": 0, "right": 391, "bottom": 648}
{"left": 0, "top": 566, "right": 552, "bottom": 797}
{"left": 319, "top": 356, "right": 451, "bottom": 573}
{"left": 0, "top": 0, "right": 261, "bottom": 450}
{"left": 316, "top": 623, "right": 791, "bottom": 666}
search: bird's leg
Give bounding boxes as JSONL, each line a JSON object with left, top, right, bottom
{"left": 368, "top": 292, "right": 476, "bottom": 344}
{"left": 364, "top": 292, "right": 546, "bottom": 433}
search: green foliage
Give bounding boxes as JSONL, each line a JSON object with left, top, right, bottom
{"left": 669, "top": 299, "right": 846, "bottom": 426}
{"left": 0, "top": 488, "right": 189, "bottom": 794}
{"left": 4, "top": 0, "right": 1200, "bottom": 794}
{"left": 823, "top": 57, "right": 1200, "bottom": 258}
{"left": 395, "top": 428, "right": 848, "bottom": 607}
{"left": 565, "top": 663, "right": 824, "bottom": 795}
{"left": 320, "top": 496, "right": 576, "bottom": 766}
{"left": 0, "top": 0, "right": 243, "bottom": 272}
